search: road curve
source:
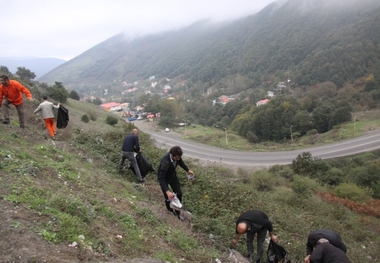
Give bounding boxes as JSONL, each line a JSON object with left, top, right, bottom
{"left": 133, "top": 120, "right": 380, "bottom": 168}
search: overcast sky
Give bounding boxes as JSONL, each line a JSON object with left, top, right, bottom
{"left": 1, "top": 0, "right": 275, "bottom": 60}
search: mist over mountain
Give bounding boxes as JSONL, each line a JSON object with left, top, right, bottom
{"left": 39, "top": 0, "right": 380, "bottom": 94}
{"left": 0, "top": 57, "right": 66, "bottom": 78}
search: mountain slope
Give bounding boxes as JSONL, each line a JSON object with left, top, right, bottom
{"left": 39, "top": 0, "right": 380, "bottom": 92}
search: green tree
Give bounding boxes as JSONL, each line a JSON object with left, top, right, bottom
{"left": 50, "top": 82, "right": 69, "bottom": 103}
{"left": 16, "top": 67, "right": 36, "bottom": 84}
{"left": 312, "top": 103, "right": 335, "bottom": 133}
{"left": 0, "top": 66, "right": 12, "bottom": 75}
{"left": 292, "top": 110, "right": 313, "bottom": 136}
{"left": 69, "top": 90, "right": 80, "bottom": 100}
{"left": 291, "top": 152, "right": 329, "bottom": 178}
{"left": 364, "top": 74, "right": 376, "bottom": 92}
{"left": 329, "top": 107, "right": 352, "bottom": 129}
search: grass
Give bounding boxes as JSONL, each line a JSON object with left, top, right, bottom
{"left": 0, "top": 99, "right": 379, "bottom": 262}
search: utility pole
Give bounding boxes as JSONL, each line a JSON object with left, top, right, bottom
{"left": 290, "top": 125, "right": 294, "bottom": 144}
{"left": 224, "top": 128, "right": 228, "bottom": 145}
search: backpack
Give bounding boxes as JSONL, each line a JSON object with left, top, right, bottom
{"left": 57, "top": 105, "right": 69, "bottom": 129}
{"left": 129, "top": 152, "right": 155, "bottom": 178}
{"left": 267, "top": 240, "right": 291, "bottom": 263}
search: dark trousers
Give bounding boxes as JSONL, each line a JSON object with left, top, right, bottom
{"left": 162, "top": 175, "right": 182, "bottom": 212}
{"left": 2, "top": 98, "right": 25, "bottom": 127}
{"left": 120, "top": 151, "right": 142, "bottom": 181}
{"left": 246, "top": 228, "right": 267, "bottom": 263}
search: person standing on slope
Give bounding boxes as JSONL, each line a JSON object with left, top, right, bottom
{"left": 0, "top": 75, "right": 33, "bottom": 128}
{"left": 34, "top": 96, "right": 60, "bottom": 139}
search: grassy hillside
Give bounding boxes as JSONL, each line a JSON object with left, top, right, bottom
{"left": 0, "top": 99, "right": 379, "bottom": 262}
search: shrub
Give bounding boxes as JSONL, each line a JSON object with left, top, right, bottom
{"left": 249, "top": 170, "right": 274, "bottom": 191}
{"left": 291, "top": 152, "right": 329, "bottom": 178}
{"left": 81, "top": 114, "right": 90, "bottom": 123}
{"left": 87, "top": 111, "right": 98, "bottom": 121}
{"left": 335, "top": 183, "right": 373, "bottom": 202}
{"left": 318, "top": 167, "right": 344, "bottom": 186}
{"left": 69, "top": 90, "right": 80, "bottom": 100}
{"left": 291, "top": 175, "right": 320, "bottom": 198}
{"left": 269, "top": 165, "right": 295, "bottom": 180}
{"left": 105, "top": 115, "right": 118, "bottom": 126}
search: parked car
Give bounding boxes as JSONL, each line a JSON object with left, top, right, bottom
{"left": 165, "top": 128, "right": 170, "bottom": 132}
{"left": 128, "top": 117, "right": 136, "bottom": 121}
{"left": 137, "top": 116, "right": 144, "bottom": 120}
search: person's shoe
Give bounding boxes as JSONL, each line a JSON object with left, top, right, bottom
{"left": 138, "top": 179, "right": 145, "bottom": 184}
{"left": 3, "top": 118, "right": 10, "bottom": 124}
{"left": 20, "top": 125, "right": 25, "bottom": 129}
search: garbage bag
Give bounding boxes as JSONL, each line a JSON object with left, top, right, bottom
{"left": 267, "top": 239, "right": 291, "bottom": 263}
{"left": 129, "top": 152, "right": 155, "bottom": 178}
{"left": 57, "top": 105, "right": 69, "bottom": 129}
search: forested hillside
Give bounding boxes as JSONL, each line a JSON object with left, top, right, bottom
{"left": 39, "top": 0, "right": 380, "bottom": 94}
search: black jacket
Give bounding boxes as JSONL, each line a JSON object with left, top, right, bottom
{"left": 306, "top": 229, "right": 347, "bottom": 255}
{"left": 310, "top": 242, "right": 350, "bottom": 263}
{"left": 235, "top": 210, "right": 273, "bottom": 233}
{"left": 121, "top": 133, "right": 140, "bottom": 152}
{"left": 157, "top": 152, "right": 189, "bottom": 192}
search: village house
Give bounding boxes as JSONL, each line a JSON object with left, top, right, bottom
{"left": 256, "top": 99, "right": 270, "bottom": 106}
{"left": 99, "top": 102, "right": 122, "bottom": 111}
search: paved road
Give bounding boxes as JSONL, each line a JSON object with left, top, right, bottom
{"left": 133, "top": 120, "right": 380, "bottom": 168}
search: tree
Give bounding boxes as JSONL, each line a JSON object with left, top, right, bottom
{"left": 312, "top": 103, "right": 335, "bottom": 133}
{"left": 0, "top": 66, "right": 12, "bottom": 75}
{"left": 50, "top": 82, "right": 69, "bottom": 103}
{"left": 329, "top": 107, "right": 352, "bottom": 129}
{"left": 364, "top": 74, "right": 376, "bottom": 92}
{"left": 69, "top": 90, "right": 80, "bottom": 100}
{"left": 291, "top": 152, "right": 329, "bottom": 178}
{"left": 293, "top": 110, "right": 313, "bottom": 136}
{"left": 16, "top": 67, "right": 36, "bottom": 84}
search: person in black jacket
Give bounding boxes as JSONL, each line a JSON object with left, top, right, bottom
{"left": 231, "top": 209, "right": 277, "bottom": 263}
{"left": 307, "top": 238, "right": 351, "bottom": 263}
{"left": 119, "top": 129, "right": 143, "bottom": 183}
{"left": 157, "top": 146, "right": 194, "bottom": 217}
{"left": 305, "top": 229, "right": 347, "bottom": 263}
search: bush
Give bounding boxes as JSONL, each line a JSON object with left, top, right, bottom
{"left": 291, "top": 152, "right": 329, "bottom": 178}
{"left": 81, "top": 114, "right": 90, "bottom": 123}
{"left": 318, "top": 167, "right": 344, "bottom": 186}
{"left": 291, "top": 175, "right": 320, "bottom": 198}
{"left": 335, "top": 183, "right": 373, "bottom": 202}
{"left": 249, "top": 170, "right": 274, "bottom": 191}
{"left": 269, "top": 165, "right": 295, "bottom": 180}
{"left": 105, "top": 115, "right": 118, "bottom": 126}
{"left": 87, "top": 111, "right": 98, "bottom": 121}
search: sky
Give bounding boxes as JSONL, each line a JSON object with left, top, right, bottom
{"left": 1, "top": 0, "right": 275, "bottom": 61}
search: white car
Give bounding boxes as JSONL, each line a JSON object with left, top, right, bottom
{"left": 165, "top": 128, "right": 170, "bottom": 132}
{"left": 137, "top": 116, "right": 143, "bottom": 120}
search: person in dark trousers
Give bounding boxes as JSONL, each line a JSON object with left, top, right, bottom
{"left": 157, "top": 146, "right": 194, "bottom": 218}
{"left": 306, "top": 238, "right": 351, "bottom": 263}
{"left": 0, "top": 75, "right": 33, "bottom": 128}
{"left": 231, "top": 209, "right": 277, "bottom": 263}
{"left": 119, "top": 128, "right": 143, "bottom": 183}
{"left": 305, "top": 229, "right": 347, "bottom": 263}
{"left": 34, "top": 96, "right": 60, "bottom": 139}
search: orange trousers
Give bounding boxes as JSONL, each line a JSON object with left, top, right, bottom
{"left": 44, "top": 118, "right": 56, "bottom": 138}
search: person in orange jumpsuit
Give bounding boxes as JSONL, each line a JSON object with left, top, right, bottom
{"left": 34, "top": 96, "right": 60, "bottom": 139}
{"left": 0, "top": 75, "right": 33, "bottom": 128}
